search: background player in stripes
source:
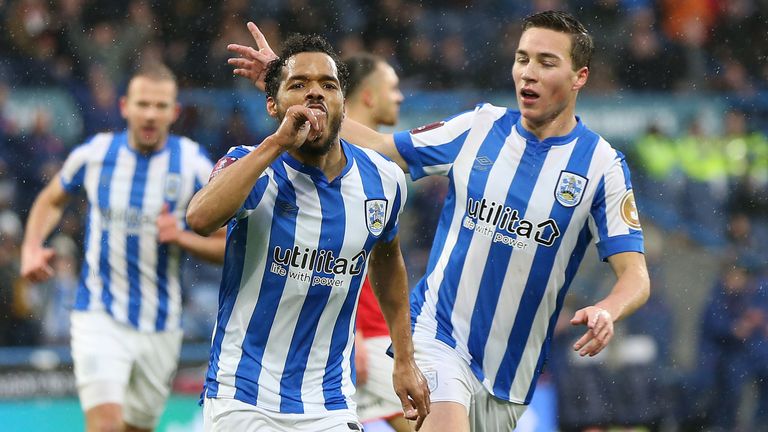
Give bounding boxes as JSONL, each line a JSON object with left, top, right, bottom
{"left": 20, "top": 63, "right": 226, "bottom": 432}
{"left": 344, "top": 52, "right": 410, "bottom": 432}
{"left": 228, "top": 10, "right": 651, "bottom": 432}
{"left": 187, "top": 34, "right": 429, "bottom": 432}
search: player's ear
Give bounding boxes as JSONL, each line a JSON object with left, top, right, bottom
{"left": 172, "top": 102, "right": 181, "bottom": 122}
{"left": 362, "top": 88, "right": 374, "bottom": 108}
{"left": 266, "top": 97, "right": 278, "bottom": 118}
{"left": 572, "top": 66, "right": 589, "bottom": 91}
{"left": 119, "top": 96, "right": 128, "bottom": 119}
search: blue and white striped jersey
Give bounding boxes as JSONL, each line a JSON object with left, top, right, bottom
{"left": 59, "top": 131, "right": 213, "bottom": 332}
{"left": 394, "top": 103, "right": 644, "bottom": 404}
{"left": 204, "top": 140, "right": 407, "bottom": 414}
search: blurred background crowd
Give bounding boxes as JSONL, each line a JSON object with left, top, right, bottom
{"left": 2, "top": 0, "right": 768, "bottom": 430}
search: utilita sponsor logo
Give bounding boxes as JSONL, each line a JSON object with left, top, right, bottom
{"left": 464, "top": 197, "right": 560, "bottom": 247}
{"left": 272, "top": 246, "right": 367, "bottom": 275}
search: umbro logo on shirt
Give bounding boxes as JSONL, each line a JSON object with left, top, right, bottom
{"left": 473, "top": 156, "right": 494, "bottom": 171}
{"left": 277, "top": 200, "right": 299, "bottom": 214}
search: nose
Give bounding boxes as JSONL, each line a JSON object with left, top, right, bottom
{"left": 305, "top": 82, "right": 324, "bottom": 101}
{"left": 520, "top": 63, "right": 536, "bottom": 82}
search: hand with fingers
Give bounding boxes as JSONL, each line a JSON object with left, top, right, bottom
{"left": 393, "top": 359, "right": 431, "bottom": 430}
{"left": 21, "top": 245, "right": 56, "bottom": 283}
{"left": 274, "top": 105, "right": 326, "bottom": 150}
{"left": 156, "top": 203, "right": 181, "bottom": 244}
{"left": 227, "top": 21, "right": 278, "bottom": 91}
{"left": 570, "top": 306, "right": 614, "bottom": 357}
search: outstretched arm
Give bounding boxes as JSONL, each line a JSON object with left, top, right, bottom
{"left": 226, "top": 22, "right": 407, "bottom": 171}
{"left": 368, "top": 235, "right": 430, "bottom": 430}
{"left": 570, "top": 251, "right": 650, "bottom": 356}
{"left": 21, "top": 178, "right": 71, "bottom": 282}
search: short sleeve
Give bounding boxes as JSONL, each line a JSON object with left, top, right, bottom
{"left": 589, "top": 151, "right": 644, "bottom": 260}
{"left": 59, "top": 140, "right": 94, "bottom": 194}
{"left": 379, "top": 166, "right": 408, "bottom": 243}
{"left": 393, "top": 108, "right": 477, "bottom": 180}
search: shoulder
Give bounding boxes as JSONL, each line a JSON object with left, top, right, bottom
{"left": 578, "top": 125, "right": 626, "bottom": 170}
{"left": 67, "top": 132, "right": 115, "bottom": 160}
{"left": 226, "top": 144, "right": 257, "bottom": 159}
{"left": 346, "top": 141, "right": 404, "bottom": 178}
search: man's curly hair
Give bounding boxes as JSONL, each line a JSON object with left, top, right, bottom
{"left": 264, "top": 34, "right": 349, "bottom": 99}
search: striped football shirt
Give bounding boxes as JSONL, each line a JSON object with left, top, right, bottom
{"left": 60, "top": 131, "right": 213, "bottom": 332}
{"left": 394, "top": 103, "right": 644, "bottom": 404}
{"left": 204, "top": 140, "right": 407, "bottom": 414}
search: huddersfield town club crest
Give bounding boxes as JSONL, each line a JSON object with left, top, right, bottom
{"left": 164, "top": 173, "right": 181, "bottom": 201}
{"left": 555, "top": 171, "right": 588, "bottom": 207}
{"left": 365, "top": 199, "right": 388, "bottom": 237}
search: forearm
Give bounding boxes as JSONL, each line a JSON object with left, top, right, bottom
{"left": 368, "top": 244, "right": 414, "bottom": 360}
{"left": 596, "top": 263, "right": 650, "bottom": 321}
{"left": 187, "top": 136, "right": 284, "bottom": 235}
{"left": 173, "top": 228, "right": 226, "bottom": 264}
{"left": 22, "top": 185, "right": 66, "bottom": 250}
{"left": 341, "top": 118, "right": 406, "bottom": 171}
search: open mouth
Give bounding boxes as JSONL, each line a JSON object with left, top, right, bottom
{"left": 519, "top": 88, "right": 540, "bottom": 102}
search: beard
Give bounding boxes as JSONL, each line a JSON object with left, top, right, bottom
{"left": 295, "top": 109, "right": 343, "bottom": 157}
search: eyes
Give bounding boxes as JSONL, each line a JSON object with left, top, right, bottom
{"left": 515, "top": 56, "right": 557, "bottom": 68}
{"left": 287, "top": 82, "right": 339, "bottom": 90}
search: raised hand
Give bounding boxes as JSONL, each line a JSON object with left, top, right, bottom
{"left": 273, "top": 105, "right": 326, "bottom": 151}
{"left": 227, "top": 21, "right": 279, "bottom": 92}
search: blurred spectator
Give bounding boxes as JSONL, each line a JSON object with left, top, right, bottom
{"left": 686, "top": 257, "right": 768, "bottom": 430}
{"left": 616, "top": 8, "right": 687, "bottom": 91}
{"left": 0, "top": 208, "right": 40, "bottom": 346}
{"left": 61, "top": 0, "right": 155, "bottom": 86}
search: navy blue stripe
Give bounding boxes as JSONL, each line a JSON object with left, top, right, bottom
{"left": 74, "top": 207, "right": 92, "bottom": 310}
{"left": 234, "top": 164, "right": 297, "bottom": 406}
{"left": 96, "top": 133, "right": 124, "bottom": 314}
{"left": 523, "top": 225, "right": 593, "bottom": 403}
{"left": 433, "top": 113, "right": 515, "bottom": 348}
{"left": 280, "top": 179, "right": 346, "bottom": 413}
{"left": 127, "top": 153, "right": 150, "bottom": 327}
{"left": 466, "top": 138, "right": 549, "bottom": 377}
{"left": 205, "top": 218, "right": 249, "bottom": 399}
{"left": 155, "top": 136, "right": 181, "bottom": 330}
{"left": 493, "top": 130, "right": 601, "bottom": 399}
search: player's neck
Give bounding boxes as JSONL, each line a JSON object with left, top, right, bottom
{"left": 346, "top": 105, "right": 379, "bottom": 131}
{"left": 127, "top": 134, "right": 166, "bottom": 155}
{"left": 522, "top": 110, "right": 578, "bottom": 142}
{"left": 290, "top": 138, "right": 347, "bottom": 181}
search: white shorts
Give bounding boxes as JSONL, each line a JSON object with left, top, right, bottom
{"left": 70, "top": 310, "right": 183, "bottom": 429}
{"left": 413, "top": 336, "right": 527, "bottom": 432}
{"left": 203, "top": 397, "right": 364, "bottom": 432}
{"left": 353, "top": 336, "right": 403, "bottom": 422}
